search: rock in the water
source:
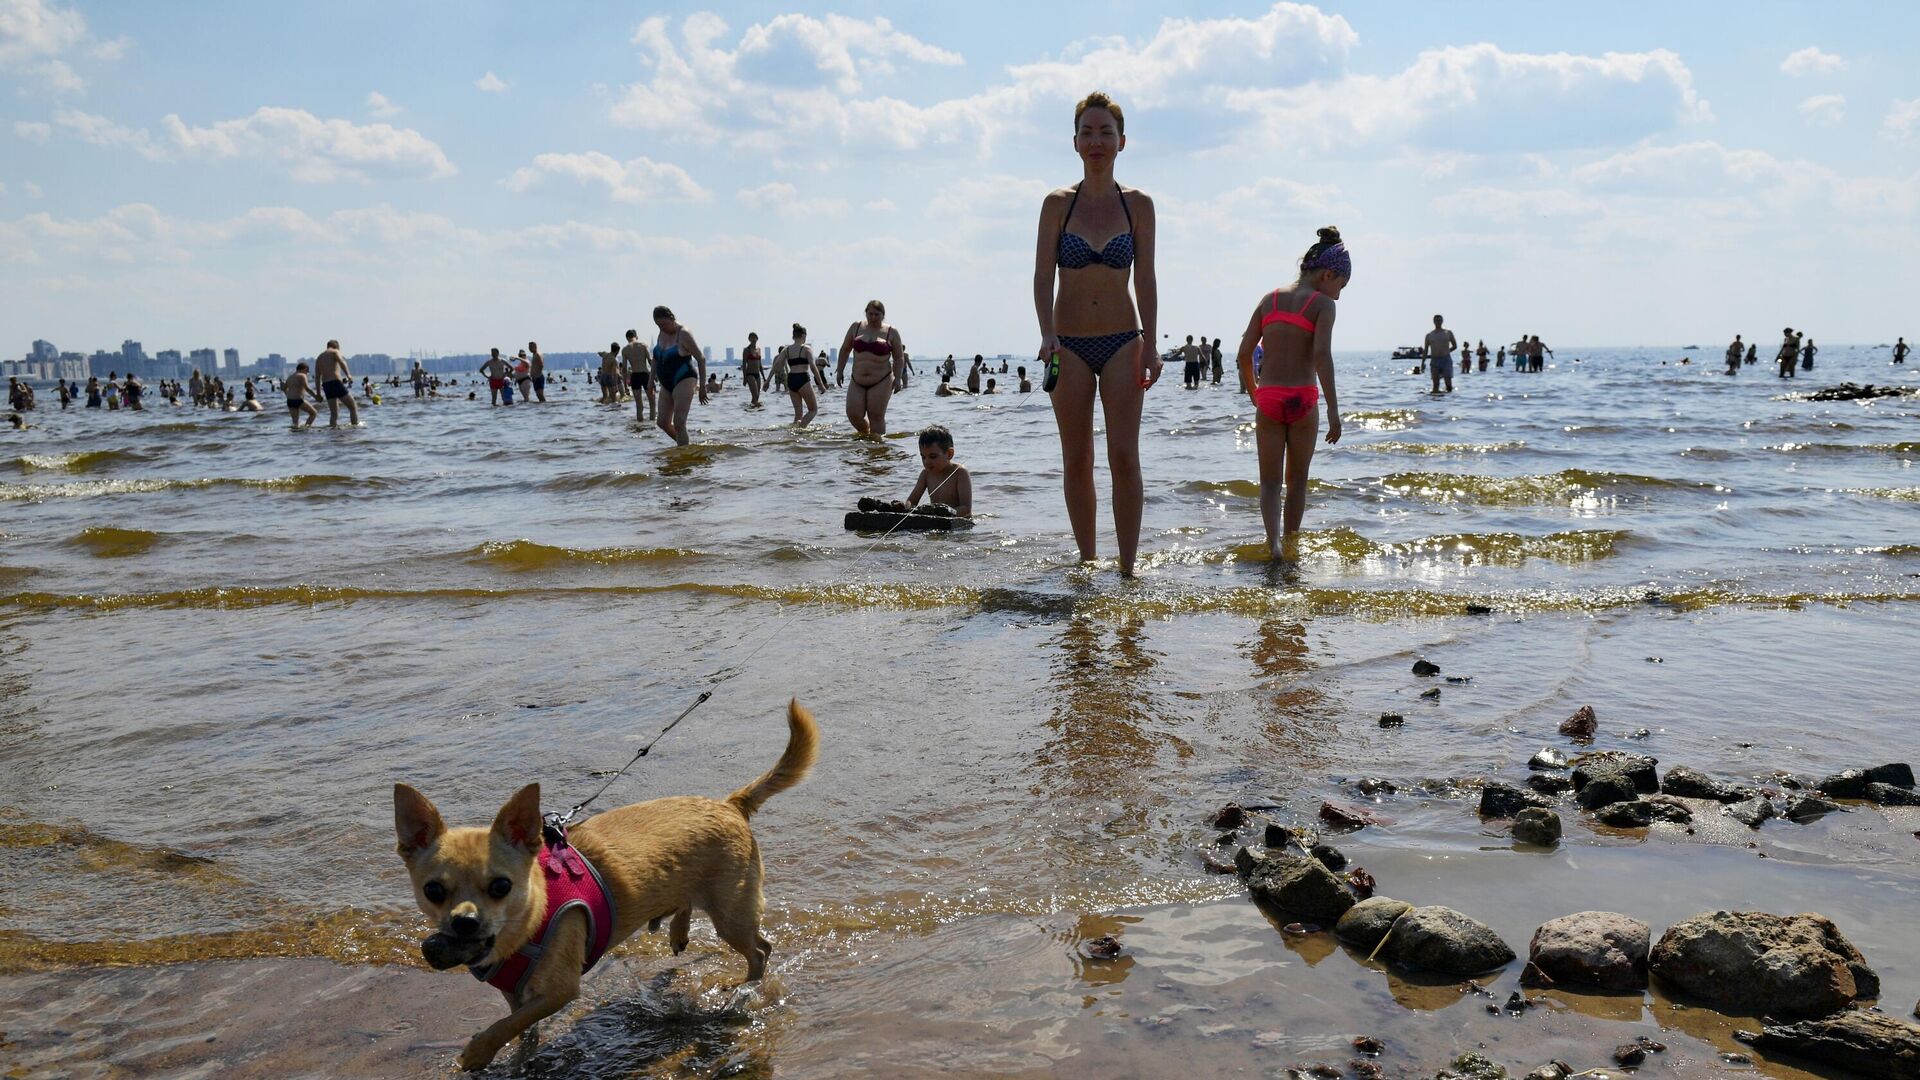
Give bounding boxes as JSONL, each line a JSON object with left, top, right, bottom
{"left": 1334, "top": 896, "right": 1412, "bottom": 950}
{"left": 1234, "top": 845, "right": 1264, "bottom": 877}
{"left": 1379, "top": 713, "right": 1406, "bottom": 728}
{"left": 1866, "top": 762, "right": 1915, "bottom": 788}
{"left": 1413, "top": 659, "right": 1441, "bottom": 676}
{"left": 1784, "top": 794, "right": 1846, "bottom": 823}
{"left": 1319, "top": 800, "right": 1378, "bottom": 830}
{"left": 1868, "top": 782, "right": 1920, "bottom": 807}
{"left": 1558, "top": 705, "right": 1597, "bottom": 740}
{"left": 1573, "top": 752, "right": 1659, "bottom": 793}
{"left": 1661, "top": 765, "right": 1747, "bottom": 803}
{"left": 1310, "top": 843, "right": 1347, "bottom": 870}
{"left": 1753, "top": 1010, "right": 1920, "bottom": 1080}
{"left": 1420, "top": 686, "right": 1442, "bottom": 699}
{"left": 1649, "top": 911, "right": 1880, "bottom": 1018}
{"left": 1595, "top": 796, "right": 1693, "bottom": 828}
{"left": 1435, "top": 1052, "right": 1509, "bottom": 1080}
{"left": 1520, "top": 1064, "right": 1571, "bottom": 1080}
{"left": 1725, "top": 796, "right": 1777, "bottom": 828}
{"left": 1245, "top": 855, "right": 1356, "bottom": 919}
{"left": 1511, "top": 808, "right": 1562, "bottom": 846}
{"left": 1806, "top": 383, "right": 1918, "bottom": 401}
{"left": 1527, "top": 774, "right": 1574, "bottom": 796}
{"left": 1527, "top": 912, "right": 1650, "bottom": 990}
{"left": 1528, "top": 747, "right": 1569, "bottom": 771}
{"left": 1480, "top": 781, "right": 1553, "bottom": 818}
{"left": 1210, "top": 802, "right": 1248, "bottom": 828}
{"left": 1576, "top": 771, "right": 1638, "bottom": 810}
{"left": 1380, "top": 905, "right": 1516, "bottom": 975}
{"left": 1817, "top": 769, "right": 1871, "bottom": 799}
{"left": 1263, "top": 822, "right": 1294, "bottom": 849}
{"left": 1612, "top": 1043, "right": 1646, "bottom": 1066}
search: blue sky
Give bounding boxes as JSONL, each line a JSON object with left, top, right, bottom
{"left": 4, "top": 1, "right": 1917, "bottom": 358}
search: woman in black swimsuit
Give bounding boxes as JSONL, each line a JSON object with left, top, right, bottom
{"left": 742, "top": 332, "right": 765, "bottom": 407}
{"left": 651, "top": 305, "right": 708, "bottom": 446}
{"left": 781, "top": 323, "right": 818, "bottom": 426}
{"left": 837, "top": 300, "right": 904, "bottom": 436}
{"left": 1032, "top": 90, "right": 1161, "bottom": 576}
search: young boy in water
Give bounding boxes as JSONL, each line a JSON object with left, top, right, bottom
{"left": 284, "top": 362, "right": 319, "bottom": 429}
{"left": 909, "top": 425, "right": 972, "bottom": 517}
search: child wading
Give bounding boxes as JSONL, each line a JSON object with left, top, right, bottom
{"left": 1235, "top": 226, "right": 1347, "bottom": 560}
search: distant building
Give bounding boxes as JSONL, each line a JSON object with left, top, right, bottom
{"left": 725, "top": 346, "right": 736, "bottom": 362}
{"left": 90, "top": 349, "right": 119, "bottom": 376}
{"left": 121, "top": 339, "right": 144, "bottom": 365}
{"left": 259, "top": 353, "right": 288, "bottom": 376}
{"left": 189, "top": 347, "right": 217, "bottom": 374}
{"left": 31, "top": 339, "right": 56, "bottom": 361}
{"left": 223, "top": 348, "right": 240, "bottom": 377}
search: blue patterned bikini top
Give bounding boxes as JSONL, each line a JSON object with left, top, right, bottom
{"left": 1056, "top": 186, "right": 1134, "bottom": 270}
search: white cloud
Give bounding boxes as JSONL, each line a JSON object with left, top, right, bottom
{"left": 364, "top": 91, "right": 401, "bottom": 118}
{"left": 1798, "top": 94, "right": 1845, "bottom": 126}
{"left": 88, "top": 34, "right": 127, "bottom": 61}
{"left": 13, "top": 119, "right": 50, "bottom": 141}
{"left": 504, "top": 151, "right": 709, "bottom": 203}
{"left": 1885, "top": 98, "right": 1920, "bottom": 142}
{"left": 1780, "top": 46, "right": 1845, "bottom": 77}
{"left": 475, "top": 71, "right": 507, "bottom": 93}
{"left": 736, "top": 180, "right": 847, "bottom": 217}
{"left": 0, "top": 0, "right": 87, "bottom": 93}
{"left": 46, "top": 106, "right": 456, "bottom": 182}
{"left": 20, "top": 179, "right": 36, "bottom": 197}
{"left": 865, "top": 198, "right": 896, "bottom": 213}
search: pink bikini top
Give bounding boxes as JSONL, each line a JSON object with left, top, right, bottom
{"left": 1261, "top": 290, "right": 1321, "bottom": 333}
{"left": 851, "top": 337, "right": 891, "bottom": 356}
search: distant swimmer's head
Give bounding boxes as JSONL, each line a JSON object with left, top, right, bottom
{"left": 1073, "top": 91, "right": 1125, "bottom": 162}
{"left": 625, "top": 329, "right": 639, "bottom": 342}
{"left": 1301, "top": 226, "right": 1350, "bottom": 294}
{"left": 792, "top": 323, "right": 806, "bottom": 341}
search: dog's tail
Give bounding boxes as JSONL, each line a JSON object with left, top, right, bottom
{"left": 726, "top": 699, "right": 819, "bottom": 819}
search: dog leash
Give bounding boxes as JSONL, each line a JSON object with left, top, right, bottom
{"left": 544, "top": 464, "right": 962, "bottom": 832}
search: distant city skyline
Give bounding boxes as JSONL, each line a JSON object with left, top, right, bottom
{"left": 4, "top": 3, "right": 1916, "bottom": 355}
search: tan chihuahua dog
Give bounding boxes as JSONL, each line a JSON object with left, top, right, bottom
{"left": 395, "top": 700, "right": 819, "bottom": 1071}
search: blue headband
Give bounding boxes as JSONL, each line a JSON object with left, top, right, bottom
{"left": 1303, "top": 241, "right": 1350, "bottom": 278}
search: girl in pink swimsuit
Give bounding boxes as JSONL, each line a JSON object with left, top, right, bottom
{"left": 1234, "top": 226, "right": 1348, "bottom": 558}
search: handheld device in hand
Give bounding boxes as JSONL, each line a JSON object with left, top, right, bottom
{"left": 1043, "top": 351, "right": 1061, "bottom": 393}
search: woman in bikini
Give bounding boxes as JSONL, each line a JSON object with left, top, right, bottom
{"left": 742, "top": 332, "right": 765, "bottom": 407}
{"left": 650, "top": 305, "right": 708, "bottom": 446}
{"left": 837, "top": 300, "right": 904, "bottom": 436}
{"left": 780, "top": 323, "right": 819, "bottom": 426}
{"left": 1032, "top": 90, "right": 1161, "bottom": 576}
{"left": 1236, "top": 226, "right": 1347, "bottom": 559}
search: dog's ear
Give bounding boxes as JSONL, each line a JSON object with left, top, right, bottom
{"left": 394, "top": 784, "right": 446, "bottom": 860}
{"left": 490, "top": 783, "right": 542, "bottom": 855}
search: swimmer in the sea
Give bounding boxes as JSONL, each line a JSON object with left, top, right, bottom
{"left": 1776, "top": 328, "right": 1799, "bottom": 379}
{"left": 1895, "top": 337, "right": 1909, "bottom": 365}
{"left": 966, "top": 355, "right": 983, "bottom": 394}
{"left": 742, "top": 332, "right": 764, "bottom": 406}
{"left": 1018, "top": 366, "right": 1033, "bottom": 393}
{"left": 528, "top": 342, "right": 547, "bottom": 403}
{"left": 479, "top": 348, "right": 509, "bottom": 406}
{"left": 1477, "top": 340, "right": 1490, "bottom": 371}
{"left": 909, "top": 424, "right": 972, "bottom": 518}
{"left": 780, "top": 323, "right": 818, "bottom": 426}
{"left": 1726, "top": 334, "right": 1744, "bottom": 375}
{"left": 1425, "top": 315, "right": 1456, "bottom": 393}
{"left": 621, "top": 329, "right": 656, "bottom": 422}
{"left": 1236, "top": 225, "right": 1346, "bottom": 558}
{"left": 837, "top": 300, "right": 905, "bottom": 436}
{"left": 1800, "top": 338, "right": 1816, "bottom": 371}
{"left": 650, "top": 305, "right": 707, "bottom": 446}
{"left": 315, "top": 340, "right": 359, "bottom": 426}
{"left": 284, "top": 362, "right": 319, "bottom": 429}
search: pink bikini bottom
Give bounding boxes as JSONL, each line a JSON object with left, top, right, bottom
{"left": 1253, "top": 384, "right": 1319, "bottom": 424}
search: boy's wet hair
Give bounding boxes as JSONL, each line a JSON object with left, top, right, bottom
{"left": 918, "top": 424, "right": 954, "bottom": 452}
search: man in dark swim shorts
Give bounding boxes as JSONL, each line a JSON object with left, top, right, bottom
{"left": 314, "top": 339, "right": 359, "bottom": 426}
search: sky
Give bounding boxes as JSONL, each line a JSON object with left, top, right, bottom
{"left": 3, "top": 0, "right": 1918, "bottom": 359}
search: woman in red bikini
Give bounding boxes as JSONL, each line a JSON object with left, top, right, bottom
{"left": 1235, "top": 226, "right": 1346, "bottom": 559}
{"left": 837, "top": 299, "right": 904, "bottom": 436}
{"left": 1032, "top": 90, "right": 1161, "bottom": 577}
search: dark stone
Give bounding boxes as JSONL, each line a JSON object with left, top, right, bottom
{"left": 1753, "top": 1010, "right": 1920, "bottom": 1080}
{"left": 1520, "top": 1064, "right": 1571, "bottom": 1080}
{"left": 1558, "top": 705, "right": 1597, "bottom": 740}
{"left": 1480, "top": 781, "right": 1552, "bottom": 818}
{"left": 1352, "top": 1035, "right": 1384, "bottom": 1055}
{"left": 1526, "top": 774, "right": 1573, "bottom": 796}
{"left": 1380, "top": 905, "right": 1516, "bottom": 975}
{"left": 1334, "top": 897, "right": 1412, "bottom": 950}
{"left": 1319, "top": 800, "right": 1378, "bottom": 830}
{"left": 1466, "top": 604, "right": 1493, "bottom": 615}
{"left": 1210, "top": 802, "right": 1248, "bottom": 828}
{"left": 1528, "top": 747, "right": 1568, "bottom": 771}
{"left": 1662, "top": 765, "right": 1745, "bottom": 803}
{"left": 1612, "top": 1044, "right": 1645, "bottom": 1066}
{"left": 1649, "top": 911, "right": 1880, "bottom": 1018}
{"left": 1245, "top": 855, "right": 1355, "bottom": 919}
{"left": 1263, "top": 822, "right": 1293, "bottom": 848}
{"left": 1576, "top": 772, "right": 1638, "bottom": 810}
{"left": 1572, "top": 752, "right": 1659, "bottom": 793}
{"left": 1378, "top": 713, "right": 1405, "bottom": 728}
{"left": 1527, "top": 912, "right": 1650, "bottom": 990}
{"left": 1596, "top": 797, "right": 1693, "bottom": 828}
{"left": 1420, "top": 687, "right": 1442, "bottom": 699}
{"left": 1511, "top": 808, "right": 1561, "bottom": 846}
{"left": 1817, "top": 769, "right": 1871, "bottom": 799}
{"left": 1435, "top": 1052, "right": 1509, "bottom": 1080}
{"left": 1413, "top": 659, "right": 1441, "bottom": 676}
{"left": 1348, "top": 776, "right": 1397, "bottom": 796}
{"left": 1309, "top": 843, "right": 1347, "bottom": 870}
{"left": 1784, "top": 794, "right": 1846, "bottom": 823}
{"left": 1445, "top": 675, "right": 1472, "bottom": 684}
{"left": 1725, "top": 796, "right": 1776, "bottom": 828}
{"left": 1234, "top": 845, "right": 1264, "bottom": 877}
{"left": 1867, "top": 762, "right": 1915, "bottom": 788}
{"left": 1806, "top": 383, "right": 1919, "bottom": 401}
{"left": 1869, "top": 782, "right": 1920, "bottom": 806}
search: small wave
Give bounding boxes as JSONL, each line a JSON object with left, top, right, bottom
{"left": 537, "top": 471, "right": 653, "bottom": 492}
{"left": 1181, "top": 527, "right": 1625, "bottom": 566}
{"left": 1845, "top": 487, "right": 1920, "bottom": 503}
{"left": 1863, "top": 544, "right": 1920, "bottom": 557}
{"left": 1771, "top": 441, "right": 1920, "bottom": 455}
{"left": 1344, "top": 408, "right": 1418, "bottom": 431}
{"left": 1177, "top": 478, "right": 1339, "bottom": 499}
{"left": 468, "top": 539, "right": 706, "bottom": 570}
{"left": 1378, "top": 470, "right": 1718, "bottom": 505}
{"left": 1347, "top": 440, "right": 1525, "bottom": 456}
{"left": 12, "top": 448, "right": 150, "bottom": 473}
{"left": 65, "top": 526, "right": 162, "bottom": 558}
{"left": 0, "top": 475, "right": 360, "bottom": 501}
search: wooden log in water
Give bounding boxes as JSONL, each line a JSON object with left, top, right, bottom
{"left": 844, "top": 511, "right": 972, "bottom": 532}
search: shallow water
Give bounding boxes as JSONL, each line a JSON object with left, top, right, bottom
{"left": 2, "top": 347, "right": 1917, "bottom": 1078}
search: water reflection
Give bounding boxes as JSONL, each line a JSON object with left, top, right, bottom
{"left": 1030, "top": 613, "right": 1170, "bottom": 801}
{"left": 1241, "top": 619, "right": 1338, "bottom": 773}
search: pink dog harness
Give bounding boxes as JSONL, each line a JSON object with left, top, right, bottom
{"left": 471, "top": 832, "right": 617, "bottom": 995}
